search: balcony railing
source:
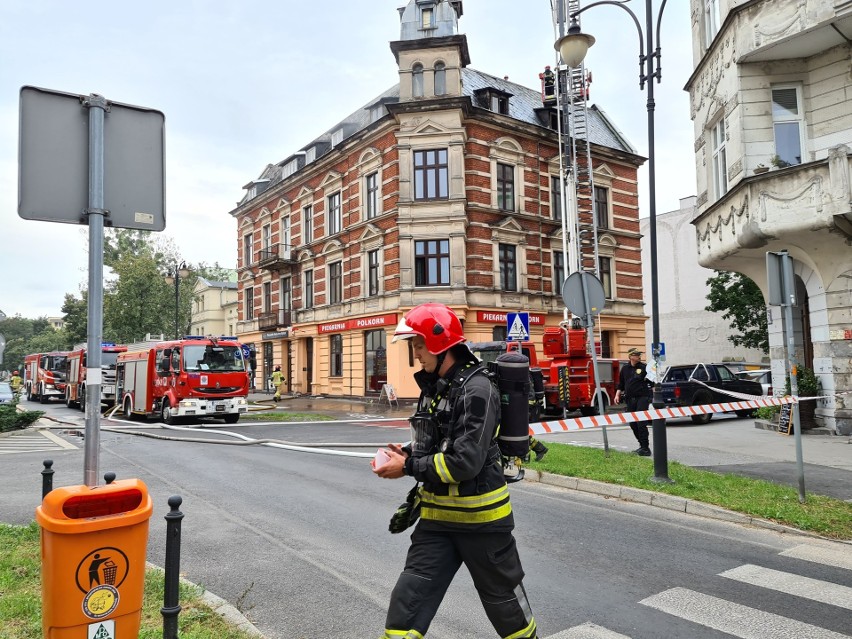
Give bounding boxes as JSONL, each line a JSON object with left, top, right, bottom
{"left": 258, "top": 310, "right": 292, "bottom": 331}
{"left": 257, "top": 243, "right": 296, "bottom": 271}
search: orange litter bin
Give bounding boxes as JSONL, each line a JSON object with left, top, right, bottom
{"left": 36, "top": 478, "right": 153, "bottom": 639}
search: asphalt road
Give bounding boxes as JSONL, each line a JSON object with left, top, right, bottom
{"left": 2, "top": 404, "right": 851, "bottom": 638}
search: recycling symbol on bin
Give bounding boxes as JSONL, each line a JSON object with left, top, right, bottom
{"left": 75, "top": 547, "right": 130, "bottom": 594}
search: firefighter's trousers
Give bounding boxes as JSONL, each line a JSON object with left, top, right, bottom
{"left": 383, "top": 526, "right": 537, "bottom": 638}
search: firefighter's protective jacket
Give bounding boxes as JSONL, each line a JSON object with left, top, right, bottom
{"left": 404, "top": 361, "right": 513, "bottom": 532}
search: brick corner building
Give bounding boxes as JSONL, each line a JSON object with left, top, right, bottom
{"left": 229, "top": 0, "right": 646, "bottom": 400}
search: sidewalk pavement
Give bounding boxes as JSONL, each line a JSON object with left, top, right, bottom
{"left": 246, "top": 390, "right": 415, "bottom": 420}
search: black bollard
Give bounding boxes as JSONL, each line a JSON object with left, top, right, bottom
{"left": 161, "top": 495, "right": 184, "bottom": 639}
{"left": 41, "top": 459, "right": 54, "bottom": 499}
{"left": 103, "top": 472, "right": 116, "bottom": 485}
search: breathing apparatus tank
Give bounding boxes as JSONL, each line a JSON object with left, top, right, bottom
{"left": 495, "top": 351, "right": 531, "bottom": 461}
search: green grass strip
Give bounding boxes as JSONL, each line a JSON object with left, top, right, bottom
{"left": 0, "top": 523, "right": 258, "bottom": 639}
{"left": 530, "top": 442, "right": 852, "bottom": 539}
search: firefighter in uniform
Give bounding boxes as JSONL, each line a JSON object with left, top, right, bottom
{"left": 614, "top": 347, "right": 653, "bottom": 456}
{"left": 271, "top": 365, "right": 285, "bottom": 402}
{"left": 373, "top": 303, "right": 538, "bottom": 639}
{"left": 9, "top": 371, "right": 23, "bottom": 395}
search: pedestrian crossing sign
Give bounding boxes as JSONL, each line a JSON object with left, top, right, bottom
{"left": 506, "top": 312, "right": 530, "bottom": 342}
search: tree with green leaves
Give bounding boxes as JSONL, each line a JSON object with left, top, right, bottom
{"left": 705, "top": 270, "right": 768, "bottom": 353}
{"left": 61, "top": 292, "right": 88, "bottom": 348}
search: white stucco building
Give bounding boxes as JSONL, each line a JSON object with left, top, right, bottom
{"left": 686, "top": 0, "right": 852, "bottom": 434}
{"left": 641, "top": 196, "right": 766, "bottom": 366}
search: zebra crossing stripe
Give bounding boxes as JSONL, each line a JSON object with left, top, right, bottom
{"left": 545, "top": 622, "right": 631, "bottom": 638}
{"left": 640, "top": 587, "right": 849, "bottom": 639}
{"left": 720, "top": 564, "right": 852, "bottom": 611}
{"left": 39, "top": 430, "right": 78, "bottom": 449}
{"left": 781, "top": 544, "right": 852, "bottom": 572}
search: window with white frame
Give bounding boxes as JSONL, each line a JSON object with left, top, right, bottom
{"left": 303, "top": 205, "right": 313, "bottom": 243}
{"left": 280, "top": 276, "right": 292, "bottom": 311}
{"left": 551, "top": 175, "right": 562, "bottom": 220}
{"left": 305, "top": 147, "right": 316, "bottom": 163}
{"left": 412, "top": 64, "right": 424, "bottom": 98}
{"left": 262, "top": 223, "right": 272, "bottom": 250}
{"left": 771, "top": 85, "right": 804, "bottom": 167}
{"left": 370, "top": 104, "right": 385, "bottom": 123}
{"left": 415, "top": 239, "right": 450, "bottom": 286}
{"left": 328, "top": 261, "right": 342, "bottom": 304}
{"left": 598, "top": 257, "right": 613, "bottom": 299}
{"left": 244, "top": 286, "right": 254, "bottom": 320}
{"left": 496, "top": 163, "right": 515, "bottom": 211}
{"left": 331, "top": 129, "right": 343, "bottom": 148}
{"left": 327, "top": 192, "right": 341, "bottom": 235}
{"left": 263, "top": 281, "right": 272, "bottom": 312}
{"left": 499, "top": 243, "right": 517, "bottom": 291}
{"left": 414, "top": 149, "right": 448, "bottom": 200}
{"left": 704, "top": 0, "right": 720, "bottom": 47}
{"left": 434, "top": 62, "right": 446, "bottom": 96}
{"left": 303, "top": 269, "right": 313, "bottom": 309}
{"left": 243, "top": 233, "right": 253, "bottom": 266}
{"left": 421, "top": 6, "right": 434, "bottom": 30}
{"left": 368, "top": 249, "right": 380, "bottom": 296}
{"left": 553, "top": 250, "right": 565, "bottom": 295}
{"left": 366, "top": 172, "right": 379, "bottom": 219}
{"left": 593, "top": 186, "right": 609, "bottom": 230}
{"left": 711, "top": 118, "right": 728, "bottom": 199}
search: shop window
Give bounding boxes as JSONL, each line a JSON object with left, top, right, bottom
{"left": 330, "top": 334, "right": 343, "bottom": 377}
{"left": 365, "top": 329, "right": 387, "bottom": 393}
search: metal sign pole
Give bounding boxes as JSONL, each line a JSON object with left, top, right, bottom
{"left": 84, "top": 94, "right": 108, "bottom": 488}
{"left": 579, "top": 272, "right": 609, "bottom": 453}
{"left": 780, "top": 252, "right": 806, "bottom": 503}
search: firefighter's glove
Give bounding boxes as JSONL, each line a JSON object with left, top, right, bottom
{"left": 389, "top": 482, "right": 421, "bottom": 534}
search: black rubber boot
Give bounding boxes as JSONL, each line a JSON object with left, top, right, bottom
{"left": 531, "top": 439, "right": 548, "bottom": 462}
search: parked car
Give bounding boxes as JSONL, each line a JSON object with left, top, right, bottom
{"left": 0, "top": 382, "right": 14, "bottom": 404}
{"left": 660, "top": 363, "right": 764, "bottom": 424}
{"left": 737, "top": 369, "right": 772, "bottom": 396}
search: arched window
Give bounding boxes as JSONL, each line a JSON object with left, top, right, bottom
{"left": 434, "top": 62, "right": 446, "bottom": 96}
{"left": 412, "top": 63, "right": 424, "bottom": 98}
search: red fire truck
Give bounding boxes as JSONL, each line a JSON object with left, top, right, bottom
{"left": 23, "top": 351, "right": 69, "bottom": 404}
{"left": 65, "top": 343, "right": 129, "bottom": 410}
{"left": 116, "top": 336, "right": 250, "bottom": 424}
{"left": 469, "top": 323, "right": 622, "bottom": 418}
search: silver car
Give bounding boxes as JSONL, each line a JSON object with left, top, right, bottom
{"left": 0, "top": 382, "right": 14, "bottom": 404}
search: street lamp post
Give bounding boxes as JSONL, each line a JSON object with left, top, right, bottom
{"left": 164, "top": 261, "right": 189, "bottom": 340}
{"left": 555, "top": 0, "right": 672, "bottom": 481}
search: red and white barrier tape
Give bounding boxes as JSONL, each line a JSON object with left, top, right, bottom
{"left": 529, "top": 395, "right": 798, "bottom": 436}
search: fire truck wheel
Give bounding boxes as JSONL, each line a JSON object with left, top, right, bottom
{"left": 223, "top": 414, "right": 240, "bottom": 424}
{"left": 65, "top": 390, "right": 75, "bottom": 409}
{"left": 39, "top": 385, "right": 49, "bottom": 404}
{"left": 79, "top": 391, "right": 86, "bottom": 413}
{"left": 123, "top": 398, "right": 134, "bottom": 420}
{"left": 161, "top": 399, "right": 178, "bottom": 425}
{"left": 26, "top": 386, "right": 32, "bottom": 402}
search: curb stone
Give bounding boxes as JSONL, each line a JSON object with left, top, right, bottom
{"left": 526, "top": 470, "right": 824, "bottom": 539}
{"left": 145, "top": 562, "right": 268, "bottom": 638}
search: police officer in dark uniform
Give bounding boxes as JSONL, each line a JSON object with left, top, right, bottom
{"left": 374, "top": 303, "right": 538, "bottom": 639}
{"left": 614, "top": 347, "right": 653, "bottom": 456}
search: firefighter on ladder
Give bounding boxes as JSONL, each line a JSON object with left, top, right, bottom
{"left": 373, "top": 303, "right": 538, "bottom": 639}
{"left": 271, "top": 365, "right": 285, "bottom": 402}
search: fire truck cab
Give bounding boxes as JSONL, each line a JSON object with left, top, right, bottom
{"left": 116, "top": 336, "right": 250, "bottom": 424}
{"left": 65, "top": 343, "right": 128, "bottom": 410}
{"left": 23, "top": 351, "right": 69, "bottom": 404}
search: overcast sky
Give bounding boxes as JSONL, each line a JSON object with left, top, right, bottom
{"left": 0, "top": 0, "right": 695, "bottom": 320}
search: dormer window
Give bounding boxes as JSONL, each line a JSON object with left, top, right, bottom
{"left": 421, "top": 7, "right": 434, "bottom": 29}
{"left": 331, "top": 129, "right": 343, "bottom": 148}
{"left": 305, "top": 147, "right": 316, "bottom": 163}
{"left": 281, "top": 158, "right": 299, "bottom": 179}
{"left": 491, "top": 95, "right": 509, "bottom": 115}
{"left": 246, "top": 185, "right": 257, "bottom": 200}
{"left": 370, "top": 104, "right": 386, "bottom": 123}
{"left": 474, "top": 88, "right": 512, "bottom": 116}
